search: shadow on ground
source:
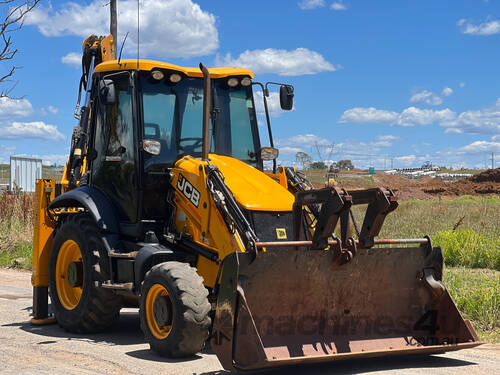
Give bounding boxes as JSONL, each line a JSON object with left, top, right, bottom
{"left": 197, "top": 354, "right": 476, "bottom": 375}
{"left": 4, "top": 308, "right": 146, "bottom": 347}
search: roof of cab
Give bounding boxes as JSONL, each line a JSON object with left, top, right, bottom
{"left": 94, "top": 59, "right": 254, "bottom": 78}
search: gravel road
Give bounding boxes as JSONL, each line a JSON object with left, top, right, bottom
{"left": 1, "top": 268, "right": 498, "bottom": 375}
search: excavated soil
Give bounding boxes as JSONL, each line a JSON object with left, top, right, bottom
{"left": 339, "top": 168, "right": 500, "bottom": 200}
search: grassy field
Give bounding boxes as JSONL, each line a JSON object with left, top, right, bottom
{"left": 0, "top": 192, "right": 498, "bottom": 342}
{"left": 444, "top": 267, "right": 499, "bottom": 342}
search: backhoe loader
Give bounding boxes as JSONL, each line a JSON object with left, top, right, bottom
{"left": 31, "top": 34, "right": 480, "bottom": 371}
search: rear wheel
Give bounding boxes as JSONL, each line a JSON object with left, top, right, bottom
{"left": 139, "top": 262, "right": 211, "bottom": 357}
{"left": 49, "top": 214, "right": 121, "bottom": 333}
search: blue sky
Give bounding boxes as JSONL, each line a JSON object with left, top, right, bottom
{"left": 0, "top": 0, "right": 499, "bottom": 169}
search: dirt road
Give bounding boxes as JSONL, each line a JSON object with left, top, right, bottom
{"left": 1, "top": 268, "right": 498, "bottom": 375}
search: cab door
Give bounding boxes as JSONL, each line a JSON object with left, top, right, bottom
{"left": 89, "top": 72, "right": 139, "bottom": 223}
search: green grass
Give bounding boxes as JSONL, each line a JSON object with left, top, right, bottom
{"left": 362, "top": 195, "right": 500, "bottom": 243}
{"left": 0, "top": 192, "right": 34, "bottom": 268}
{"left": 434, "top": 229, "right": 500, "bottom": 270}
{"left": 0, "top": 243, "right": 32, "bottom": 269}
{"left": 351, "top": 196, "right": 500, "bottom": 270}
{"left": 303, "top": 169, "right": 377, "bottom": 188}
{"left": 444, "top": 267, "right": 500, "bottom": 342}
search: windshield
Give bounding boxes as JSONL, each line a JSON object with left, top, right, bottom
{"left": 140, "top": 73, "right": 261, "bottom": 171}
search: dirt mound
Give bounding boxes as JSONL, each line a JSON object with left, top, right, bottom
{"left": 468, "top": 168, "right": 500, "bottom": 183}
{"left": 317, "top": 169, "right": 500, "bottom": 200}
{"left": 374, "top": 172, "right": 500, "bottom": 199}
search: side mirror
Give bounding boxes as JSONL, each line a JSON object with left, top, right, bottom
{"left": 279, "top": 84, "right": 294, "bottom": 110}
{"left": 99, "top": 79, "right": 116, "bottom": 105}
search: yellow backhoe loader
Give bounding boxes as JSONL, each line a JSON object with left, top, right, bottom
{"left": 31, "top": 34, "right": 480, "bottom": 371}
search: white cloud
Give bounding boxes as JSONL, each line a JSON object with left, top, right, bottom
{"left": 61, "top": 52, "right": 81, "bottom": 67}
{"left": 0, "top": 121, "right": 64, "bottom": 141}
{"left": 278, "top": 146, "right": 304, "bottom": 157}
{"left": 409, "top": 90, "right": 443, "bottom": 106}
{"left": 298, "top": 0, "right": 325, "bottom": 10}
{"left": 330, "top": 2, "right": 347, "bottom": 11}
{"left": 46, "top": 105, "right": 58, "bottom": 115}
{"left": 25, "top": 0, "right": 218, "bottom": 58}
{"left": 0, "top": 97, "right": 34, "bottom": 119}
{"left": 441, "top": 87, "right": 453, "bottom": 97}
{"left": 396, "top": 107, "right": 455, "bottom": 127}
{"left": 459, "top": 141, "right": 500, "bottom": 153}
{"left": 459, "top": 82, "right": 466, "bottom": 88}
{"left": 41, "top": 105, "right": 59, "bottom": 116}
{"left": 274, "top": 134, "right": 399, "bottom": 166}
{"left": 492, "top": 135, "right": 500, "bottom": 141}
{"left": 339, "top": 107, "right": 399, "bottom": 124}
{"left": 340, "top": 98, "right": 500, "bottom": 135}
{"left": 394, "top": 154, "right": 416, "bottom": 166}
{"left": 340, "top": 106, "right": 456, "bottom": 127}
{"left": 371, "top": 135, "right": 399, "bottom": 148}
{"left": 0, "top": 145, "right": 16, "bottom": 164}
{"left": 253, "top": 91, "right": 293, "bottom": 118}
{"left": 216, "top": 48, "right": 337, "bottom": 76}
{"left": 439, "top": 98, "right": 500, "bottom": 135}
{"left": 457, "top": 18, "right": 500, "bottom": 36}
{"left": 277, "top": 134, "right": 330, "bottom": 148}
{"left": 38, "top": 154, "right": 68, "bottom": 166}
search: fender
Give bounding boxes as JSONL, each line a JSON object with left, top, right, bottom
{"left": 48, "top": 186, "right": 123, "bottom": 252}
{"left": 134, "top": 243, "right": 175, "bottom": 286}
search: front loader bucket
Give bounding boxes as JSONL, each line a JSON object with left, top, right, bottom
{"left": 211, "top": 244, "right": 481, "bottom": 371}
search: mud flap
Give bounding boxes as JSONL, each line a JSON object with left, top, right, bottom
{"left": 210, "top": 246, "right": 481, "bottom": 371}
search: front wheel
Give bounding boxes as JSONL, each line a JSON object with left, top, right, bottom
{"left": 49, "top": 214, "right": 121, "bottom": 333}
{"left": 139, "top": 262, "right": 211, "bottom": 357}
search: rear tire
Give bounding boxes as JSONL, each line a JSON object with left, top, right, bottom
{"left": 139, "top": 262, "right": 211, "bottom": 357}
{"left": 49, "top": 214, "right": 121, "bottom": 333}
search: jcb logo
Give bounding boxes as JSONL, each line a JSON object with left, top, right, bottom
{"left": 177, "top": 174, "right": 200, "bottom": 208}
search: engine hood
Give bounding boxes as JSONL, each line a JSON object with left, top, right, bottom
{"left": 208, "top": 154, "right": 294, "bottom": 212}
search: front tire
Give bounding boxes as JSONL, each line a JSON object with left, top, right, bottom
{"left": 139, "top": 262, "right": 211, "bottom": 357}
{"left": 49, "top": 214, "right": 121, "bottom": 333}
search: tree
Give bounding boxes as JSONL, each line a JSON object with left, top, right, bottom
{"left": 310, "top": 161, "right": 327, "bottom": 170}
{"left": 337, "top": 159, "right": 354, "bottom": 171}
{"left": 295, "top": 151, "right": 312, "bottom": 171}
{"left": 1, "top": 0, "right": 40, "bottom": 97}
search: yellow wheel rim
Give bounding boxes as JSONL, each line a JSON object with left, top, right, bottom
{"left": 55, "top": 239, "right": 83, "bottom": 310}
{"left": 146, "top": 284, "right": 173, "bottom": 340}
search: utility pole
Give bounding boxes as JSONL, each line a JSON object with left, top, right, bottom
{"left": 390, "top": 158, "right": 394, "bottom": 169}
{"left": 491, "top": 152, "right": 495, "bottom": 170}
{"left": 110, "top": 0, "right": 118, "bottom": 53}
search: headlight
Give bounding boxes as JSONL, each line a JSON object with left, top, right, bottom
{"left": 241, "top": 77, "right": 252, "bottom": 86}
{"left": 227, "top": 77, "right": 239, "bottom": 87}
{"left": 151, "top": 70, "right": 164, "bottom": 80}
{"left": 169, "top": 73, "right": 182, "bottom": 83}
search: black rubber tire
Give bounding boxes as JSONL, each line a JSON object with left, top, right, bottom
{"left": 49, "top": 214, "right": 122, "bottom": 333}
{"left": 139, "top": 261, "right": 211, "bottom": 357}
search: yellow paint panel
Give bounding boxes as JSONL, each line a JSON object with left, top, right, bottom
{"left": 32, "top": 180, "right": 56, "bottom": 287}
{"left": 208, "top": 154, "right": 294, "bottom": 211}
{"left": 94, "top": 59, "right": 254, "bottom": 79}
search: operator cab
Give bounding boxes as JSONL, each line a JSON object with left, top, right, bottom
{"left": 87, "top": 60, "right": 292, "bottom": 231}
